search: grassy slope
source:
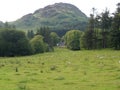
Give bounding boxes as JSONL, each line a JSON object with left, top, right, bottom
{"left": 0, "top": 48, "right": 120, "bottom": 90}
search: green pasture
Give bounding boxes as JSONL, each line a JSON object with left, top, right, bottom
{"left": 0, "top": 48, "right": 120, "bottom": 90}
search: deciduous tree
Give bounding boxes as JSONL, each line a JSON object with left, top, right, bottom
{"left": 64, "top": 30, "right": 82, "bottom": 50}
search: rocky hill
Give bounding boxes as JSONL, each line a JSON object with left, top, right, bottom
{"left": 11, "top": 3, "right": 88, "bottom": 33}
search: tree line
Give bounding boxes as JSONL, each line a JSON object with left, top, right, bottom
{"left": 64, "top": 3, "right": 120, "bottom": 50}
{"left": 0, "top": 25, "right": 60, "bottom": 57}
{"left": 83, "top": 3, "right": 120, "bottom": 50}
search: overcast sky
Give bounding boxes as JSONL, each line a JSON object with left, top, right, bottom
{"left": 0, "top": 0, "right": 119, "bottom": 22}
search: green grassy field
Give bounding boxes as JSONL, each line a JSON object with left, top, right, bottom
{"left": 0, "top": 48, "right": 120, "bottom": 90}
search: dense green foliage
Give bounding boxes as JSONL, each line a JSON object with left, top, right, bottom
{"left": 50, "top": 32, "right": 60, "bottom": 46}
{"left": 83, "top": 14, "right": 96, "bottom": 49}
{"left": 35, "top": 26, "right": 54, "bottom": 51}
{"left": 64, "top": 30, "right": 82, "bottom": 50}
{"left": 36, "top": 27, "right": 51, "bottom": 45}
{"left": 0, "top": 29, "right": 32, "bottom": 56}
{"left": 0, "top": 25, "right": 59, "bottom": 56}
{"left": 110, "top": 3, "right": 120, "bottom": 50}
{"left": 83, "top": 4, "right": 120, "bottom": 50}
{"left": 27, "top": 30, "right": 34, "bottom": 39}
{"left": 30, "top": 35, "right": 48, "bottom": 53}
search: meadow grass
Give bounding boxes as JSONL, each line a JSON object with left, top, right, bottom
{"left": 0, "top": 48, "right": 120, "bottom": 90}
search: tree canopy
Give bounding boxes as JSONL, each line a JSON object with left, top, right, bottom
{"left": 50, "top": 32, "right": 60, "bottom": 46}
{"left": 30, "top": 35, "right": 48, "bottom": 53}
{"left": 64, "top": 30, "right": 82, "bottom": 50}
{"left": 0, "top": 29, "right": 32, "bottom": 56}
